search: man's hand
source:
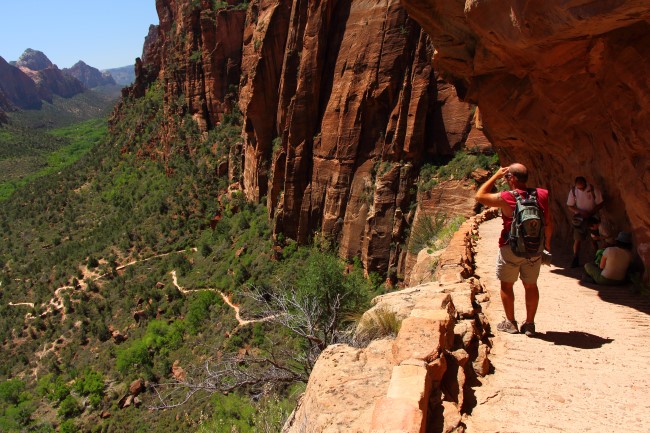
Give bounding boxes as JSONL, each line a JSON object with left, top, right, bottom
{"left": 475, "top": 166, "right": 510, "bottom": 211}
{"left": 495, "top": 166, "right": 509, "bottom": 179}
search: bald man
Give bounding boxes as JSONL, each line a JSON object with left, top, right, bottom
{"left": 475, "top": 163, "right": 553, "bottom": 336}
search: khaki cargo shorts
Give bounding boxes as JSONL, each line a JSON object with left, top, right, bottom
{"left": 496, "top": 246, "right": 542, "bottom": 284}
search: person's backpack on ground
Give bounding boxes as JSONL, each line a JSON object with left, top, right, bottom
{"left": 509, "top": 189, "right": 545, "bottom": 258}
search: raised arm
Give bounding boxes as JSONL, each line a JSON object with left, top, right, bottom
{"left": 475, "top": 167, "right": 510, "bottom": 213}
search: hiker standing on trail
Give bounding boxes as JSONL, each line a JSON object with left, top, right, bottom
{"left": 567, "top": 176, "right": 604, "bottom": 268}
{"left": 475, "top": 163, "right": 553, "bottom": 336}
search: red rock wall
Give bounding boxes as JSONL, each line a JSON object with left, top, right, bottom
{"left": 120, "top": 0, "right": 483, "bottom": 275}
{"left": 400, "top": 0, "right": 650, "bottom": 277}
{"left": 240, "top": 0, "right": 477, "bottom": 274}
{"left": 0, "top": 56, "right": 41, "bottom": 110}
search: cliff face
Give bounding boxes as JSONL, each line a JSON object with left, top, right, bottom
{"left": 0, "top": 55, "right": 42, "bottom": 110}
{"left": 240, "top": 0, "right": 477, "bottom": 275}
{"left": 12, "top": 49, "right": 85, "bottom": 102}
{"left": 124, "top": 0, "right": 482, "bottom": 274}
{"left": 400, "top": 0, "right": 650, "bottom": 276}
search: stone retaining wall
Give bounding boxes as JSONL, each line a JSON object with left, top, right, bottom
{"left": 283, "top": 209, "right": 498, "bottom": 433}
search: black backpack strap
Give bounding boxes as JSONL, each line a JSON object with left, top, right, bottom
{"left": 511, "top": 190, "right": 521, "bottom": 201}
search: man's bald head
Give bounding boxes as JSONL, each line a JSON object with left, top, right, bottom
{"left": 508, "top": 163, "right": 528, "bottom": 183}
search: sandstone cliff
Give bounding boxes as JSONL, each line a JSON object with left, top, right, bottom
{"left": 400, "top": 0, "right": 650, "bottom": 277}
{"left": 9, "top": 49, "right": 86, "bottom": 103}
{"left": 0, "top": 55, "right": 42, "bottom": 110}
{"left": 123, "top": 0, "right": 485, "bottom": 275}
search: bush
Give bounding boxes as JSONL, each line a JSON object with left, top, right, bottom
{"left": 57, "top": 395, "right": 81, "bottom": 419}
{"left": 355, "top": 307, "right": 402, "bottom": 344}
{"left": 408, "top": 213, "right": 466, "bottom": 255}
{"left": 73, "top": 369, "right": 104, "bottom": 405}
{"left": 116, "top": 340, "right": 152, "bottom": 377}
{"left": 0, "top": 379, "right": 25, "bottom": 404}
{"left": 186, "top": 291, "right": 222, "bottom": 334}
{"left": 418, "top": 151, "right": 499, "bottom": 191}
{"left": 59, "top": 419, "right": 77, "bottom": 433}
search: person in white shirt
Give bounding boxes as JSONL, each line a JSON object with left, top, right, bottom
{"left": 583, "top": 232, "right": 633, "bottom": 285}
{"left": 567, "top": 176, "right": 604, "bottom": 267}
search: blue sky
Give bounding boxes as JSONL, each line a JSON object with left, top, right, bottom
{"left": 0, "top": 0, "right": 159, "bottom": 70}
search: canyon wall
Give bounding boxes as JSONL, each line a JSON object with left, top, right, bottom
{"left": 400, "top": 0, "right": 650, "bottom": 277}
{"left": 123, "top": 0, "right": 486, "bottom": 275}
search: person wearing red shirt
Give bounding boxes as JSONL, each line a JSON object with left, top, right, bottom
{"left": 475, "top": 163, "right": 553, "bottom": 336}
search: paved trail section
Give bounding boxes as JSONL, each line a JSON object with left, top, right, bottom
{"left": 466, "top": 218, "right": 650, "bottom": 432}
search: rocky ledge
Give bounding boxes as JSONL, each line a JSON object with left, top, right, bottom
{"left": 282, "top": 209, "right": 498, "bottom": 433}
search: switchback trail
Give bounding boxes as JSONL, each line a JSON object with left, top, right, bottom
{"left": 170, "top": 270, "right": 276, "bottom": 330}
{"left": 465, "top": 218, "right": 650, "bottom": 432}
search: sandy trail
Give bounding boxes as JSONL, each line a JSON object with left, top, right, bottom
{"left": 465, "top": 218, "right": 650, "bottom": 432}
{"left": 170, "top": 270, "right": 276, "bottom": 328}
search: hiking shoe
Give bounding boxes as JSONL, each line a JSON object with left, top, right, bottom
{"left": 520, "top": 322, "right": 536, "bottom": 337}
{"left": 496, "top": 319, "right": 519, "bottom": 334}
{"left": 570, "top": 256, "right": 580, "bottom": 268}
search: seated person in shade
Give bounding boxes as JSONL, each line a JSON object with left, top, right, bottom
{"left": 586, "top": 216, "right": 602, "bottom": 248}
{"left": 583, "top": 232, "right": 633, "bottom": 285}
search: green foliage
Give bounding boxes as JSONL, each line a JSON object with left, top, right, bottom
{"left": 116, "top": 339, "right": 153, "bottom": 378}
{"left": 186, "top": 291, "right": 222, "bottom": 334}
{"left": 272, "top": 136, "right": 282, "bottom": 154}
{"left": 57, "top": 395, "right": 81, "bottom": 419}
{"left": 6, "top": 88, "right": 118, "bottom": 129}
{"left": 59, "top": 420, "right": 77, "bottom": 433}
{"left": 212, "top": 0, "right": 228, "bottom": 10}
{"left": 408, "top": 213, "right": 466, "bottom": 255}
{"left": 189, "top": 50, "right": 202, "bottom": 63}
{"left": 73, "top": 369, "right": 104, "bottom": 407}
{"left": 197, "top": 392, "right": 294, "bottom": 433}
{"left": 418, "top": 150, "right": 499, "bottom": 191}
{"left": 0, "top": 380, "right": 25, "bottom": 405}
{"left": 0, "top": 118, "right": 108, "bottom": 201}
{"left": 36, "top": 374, "right": 70, "bottom": 405}
{"left": 0, "top": 381, "right": 36, "bottom": 432}
{"left": 212, "top": 0, "right": 249, "bottom": 11}
{"left": 0, "top": 74, "right": 376, "bottom": 432}
{"left": 116, "top": 319, "right": 185, "bottom": 379}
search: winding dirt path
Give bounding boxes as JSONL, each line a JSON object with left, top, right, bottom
{"left": 465, "top": 218, "right": 650, "bottom": 432}
{"left": 170, "top": 270, "right": 276, "bottom": 329}
{"left": 8, "top": 248, "right": 197, "bottom": 315}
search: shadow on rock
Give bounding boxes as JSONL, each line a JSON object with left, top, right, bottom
{"left": 533, "top": 331, "right": 613, "bottom": 349}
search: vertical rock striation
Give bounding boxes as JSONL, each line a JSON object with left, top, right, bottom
{"left": 240, "top": 0, "right": 477, "bottom": 274}
{"left": 120, "top": 0, "right": 483, "bottom": 274}
{"left": 400, "top": 0, "right": 650, "bottom": 277}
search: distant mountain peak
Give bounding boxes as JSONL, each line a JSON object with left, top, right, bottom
{"left": 63, "top": 61, "right": 116, "bottom": 88}
{"left": 16, "top": 48, "right": 53, "bottom": 71}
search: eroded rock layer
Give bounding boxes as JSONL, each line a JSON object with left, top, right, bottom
{"left": 123, "top": 0, "right": 482, "bottom": 274}
{"left": 400, "top": 0, "right": 650, "bottom": 276}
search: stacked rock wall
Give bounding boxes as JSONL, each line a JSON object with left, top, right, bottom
{"left": 283, "top": 209, "right": 498, "bottom": 433}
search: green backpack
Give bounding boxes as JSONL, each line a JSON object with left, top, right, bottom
{"left": 509, "top": 189, "right": 545, "bottom": 258}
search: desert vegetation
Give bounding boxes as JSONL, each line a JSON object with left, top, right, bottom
{"left": 0, "top": 78, "right": 386, "bottom": 432}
